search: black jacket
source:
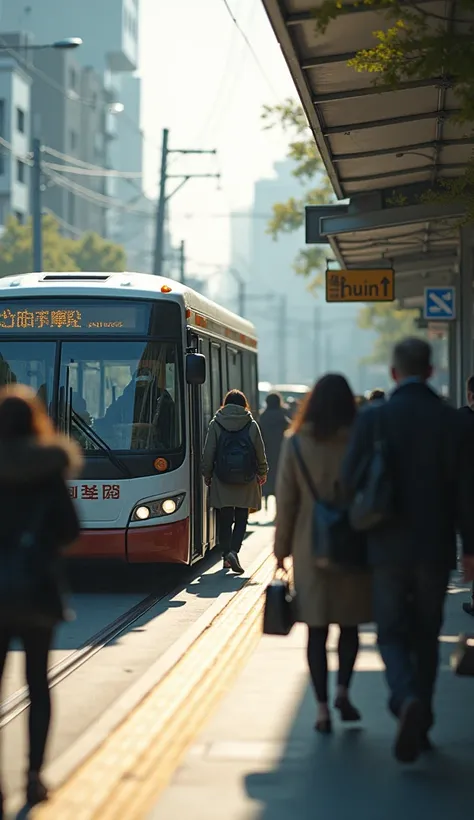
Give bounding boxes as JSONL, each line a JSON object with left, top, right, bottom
{"left": 342, "top": 381, "right": 474, "bottom": 567}
{"left": 0, "top": 437, "right": 82, "bottom": 625}
{"left": 259, "top": 407, "right": 290, "bottom": 496}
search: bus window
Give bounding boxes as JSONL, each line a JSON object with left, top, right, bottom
{"left": 242, "top": 351, "right": 258, "bottom": 414}
{"left": 249, "top": 354, "right": 258, "bottom": 412}
{"left": 200, "top": 337, "right": 212, "bottom": 430}
{"left": 210, "top": 343, "right": 222, "bottom": 411}
{"left": 0, "top": 341, "right": 55, "bottom": 410}
{"left": 226, "top": 346, "right": 242, "bottom": 392}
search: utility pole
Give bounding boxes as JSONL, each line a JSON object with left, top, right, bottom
{"left": 228, "top": 268, "right": 246, "bottom": 316}
{"left": 153, "top": 128, "right": 218, "bottom": 278}
{"left": 32, "top": 138, "right": 43, "bottom": 272}
{"left": 313, "top": 305, "right": 321, "bottom": 379}
{"left": 325, "top": 333, "right": 332, "bottom": 371}
{"left": 277, "top": 295, "right": 287, "bottom": 383}
{"left": 153, "top": 128, "right": 169, "bottom": 277}
{"left": 179, "top": 239, "right": 186, "bottom": 285}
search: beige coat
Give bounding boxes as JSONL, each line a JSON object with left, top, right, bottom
{"left": 202, "top": 404, "right": 268, "bottom": 510}
{"left": 274, "top": 424, "right": 372, "bottom": 627}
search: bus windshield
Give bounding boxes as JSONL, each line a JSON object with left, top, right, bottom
{"left": 63, "top": 340, "right": 182, "bottom": 453}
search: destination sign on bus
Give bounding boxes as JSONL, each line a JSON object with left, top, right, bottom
{"left": 0, "top": 301, "right": 151, "bottom": 333}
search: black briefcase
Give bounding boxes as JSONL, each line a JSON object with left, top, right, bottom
{"left": 451, "top": 634, "right": 474, "bottom": 676}
{"left": 263, "top": 573, "right": 297, "bottom": 636}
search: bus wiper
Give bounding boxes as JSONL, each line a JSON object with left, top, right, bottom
{"left": 70, "top": 407, "right": 131, "bottom": 479}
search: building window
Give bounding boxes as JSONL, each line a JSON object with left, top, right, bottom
{"left": 16, "top": 160, "right": 26, "bottom": 184}
{"left": 69, "top": 67, "right": 77, "bottom": 90}
{"left": 16, "top": 107, "right": 25, "bottom": 134}
{"left": 14, "top": 211, "right": 24, "bottom": 224}
{"left": 70, "top": 129, "right": 77, "bottom": 151}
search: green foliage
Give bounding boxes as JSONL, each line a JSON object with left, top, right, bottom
{"left": 0, "top": 215, "right": 125, "bottom": 277}
{"left": 262, "top": 99, "right": 334, "bottom": 282}
{"left": 69, "top": 231, "right": 126, "bottom": 273}
{"left": 358, "top": 302, "right": 422, "bottom": 364}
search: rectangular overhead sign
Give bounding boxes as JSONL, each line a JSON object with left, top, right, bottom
{"left": 423, "top": 287, "right": 456, "bottom": 321}
{"left": 325, "top": 269, "right": 395, "bottom": 303}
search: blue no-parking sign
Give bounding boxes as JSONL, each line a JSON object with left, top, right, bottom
{"left": 423, "top": 287, "right": 456, "bottom": 321}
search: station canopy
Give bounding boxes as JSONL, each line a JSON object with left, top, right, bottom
{"left": 262, "top": 1, "right": 474, "bottom": 286}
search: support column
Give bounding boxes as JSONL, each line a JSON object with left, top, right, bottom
{"left": 448, "top": 322, "right": 458, "bottom": 406}
{"left": 458, "top": 227, "right": 474, "bottom": 405}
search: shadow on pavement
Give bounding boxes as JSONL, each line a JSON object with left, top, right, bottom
{"left": 245, "top": 582, "right": 474, "bottom": 820}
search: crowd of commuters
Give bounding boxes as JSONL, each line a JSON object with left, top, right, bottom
{"left": 274, "top": 338, "right": 474, "bottom": 764}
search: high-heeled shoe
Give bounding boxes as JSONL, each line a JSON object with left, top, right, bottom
{"left": 315, "top": 717, "right": 332, "bottom": 734}
{"left": 334, "top": 695, "right": 361, "bottom": 722}
{"left": 26, "top": 772, "right": 49, "bottom": 807}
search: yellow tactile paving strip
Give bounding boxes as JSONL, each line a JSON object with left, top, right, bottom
{"left": 33, "top": 553, "right": 275, "bottom": 820}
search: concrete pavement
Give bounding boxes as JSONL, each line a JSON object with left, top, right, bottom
{"left": 149, "top": 575, "right": 474, "bottom": 820}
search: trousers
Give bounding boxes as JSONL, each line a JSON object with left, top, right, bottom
{"left": 0, "top": 625, "right": 54, "bottom": 772}
{"left": 373, "top": 563, "right": 449, "bottom": 729}
{"left": 307, "top": 625, "right": 359, "bottom": 703}
{"left": 218, "top": 507, "right": 249, "bottom": 556}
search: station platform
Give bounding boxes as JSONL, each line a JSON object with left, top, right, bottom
{"left": 149, "top": 575, "right": 474, "bottom": 820}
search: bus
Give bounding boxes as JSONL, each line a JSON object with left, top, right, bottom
{"left": 0, "top": 271, "right": 258, "bottom": 564}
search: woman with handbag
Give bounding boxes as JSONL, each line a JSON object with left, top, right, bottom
{"left": 274, "top": 375, "right": 372, "bottom": 734}
{"left": 0, "top": 385, "right": 82, "bottom": 814}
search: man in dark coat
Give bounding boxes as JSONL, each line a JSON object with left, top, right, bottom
{"left": 458, "top": 375, "right": 474, "bottom": 615}
{"left": 259, "top": 392, "right": 290, "bottom": 510}
{"left": 342, "top": 338, "right": 474, "bottom": 764}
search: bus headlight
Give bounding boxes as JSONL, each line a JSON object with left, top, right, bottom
{"left": 135, "top": 506, "right": 151, "bottom": 521}
{"left": 131, "top": 494, "right": 185, "bottom": 522}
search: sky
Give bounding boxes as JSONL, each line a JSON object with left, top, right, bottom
{"left": 139, "top": 0, "right": 296, "bottom": 278}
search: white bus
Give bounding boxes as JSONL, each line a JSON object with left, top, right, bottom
{"left": 0, "top": 271, "right": 258, "bottom": 564}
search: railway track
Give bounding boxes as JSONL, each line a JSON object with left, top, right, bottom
{"left": 0, "top": 590, "right": 170, "bottom": 729}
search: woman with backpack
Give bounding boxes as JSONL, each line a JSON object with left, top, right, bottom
{"left": 0, "top": 385, "right": 81, "bottom": 814}
{"left": 274, "top": 375, "right": 371, "bottom": 733}
{"left": 202, "top": 389, "right": 268, "bottom": 575}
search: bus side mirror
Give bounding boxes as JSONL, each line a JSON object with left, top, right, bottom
{"left": 186, "top": 353, "right": 206, "bottom": 385}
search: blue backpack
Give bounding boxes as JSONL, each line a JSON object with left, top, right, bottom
{"left": 214, "top": 420, "right": 257, "bottom": 485}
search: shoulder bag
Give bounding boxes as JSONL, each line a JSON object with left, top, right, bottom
{"left": 349, "top": 406, "right": 394, "bottom": 532}
{"left": 263, "top": 569, "right": 298, "bottom": 635}
{"left": 292, "top": 436, "right": 366, "bottom": 570}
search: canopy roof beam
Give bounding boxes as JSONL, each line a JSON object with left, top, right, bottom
{"left": 324, "top": 109, "right": 461, "bottom": 136}
{"left": 314, "top": 77, "right": 451, "bottom": 104}
{"left": 285, "top": 0, "right": 435, "bottom": 26}
{"left": 343, "top": 162, "right": 465, "bottom": 184}
{"left": 332, "top": 138, "right": 474, "bottom": 163}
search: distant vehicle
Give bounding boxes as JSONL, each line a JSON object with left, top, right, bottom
{"left": 258, "top": 382, "right": 309, "bottom": 410}
{"left": 272, "top": 383, "right": 310, "bottom": 405}
{"left": 0, "top": 271, "right": 258, "bottom": 565}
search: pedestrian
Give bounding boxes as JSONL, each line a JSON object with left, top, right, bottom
{"left": 456, "top": 375, "right": 474, "bottom": 615}
{"left": 259, "top": 392, "right": 290, "bottom": 514}
{"left": 274, "top": 374, "right": 372, "bottom": 734}
{"left": 0, "top": 385, "right": 81, "bottom": 814}
{"left": 202, "top": 389, "right": 268, "bottom": 575}
{"left": 368, "top": 388, "right": 385, "bottom": 402}
{"left": 342, "top": 338, "right": 474, "bottom": 763}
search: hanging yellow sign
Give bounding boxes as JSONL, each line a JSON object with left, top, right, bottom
{"left": 325, "top": 269, "right": 395, "bottom": 303}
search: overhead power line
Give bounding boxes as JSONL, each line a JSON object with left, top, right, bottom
{"left": 220, "top": 0, "right": 280, "bottom": 100}
{"left": 43, "top": 162, "right": 143, "bottom": 178}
